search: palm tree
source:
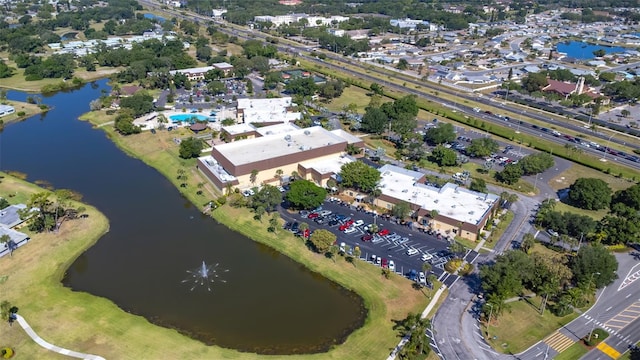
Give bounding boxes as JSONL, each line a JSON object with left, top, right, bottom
{"left": 196, "top": 182, "right": 205, "bottom": 195}
{"left": 250, "top": 169, "right": 259, "bottom": 185}
{"left": 275, "top": 169, "right": 283, "bottom": 184}
{"left": 422, "top": 262, "right": 432, "bottom": 274}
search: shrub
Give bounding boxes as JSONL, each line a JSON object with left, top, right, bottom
{"left": 216, "top": 196, "right": 227, "bottom": 205}
{"left": 583, "top": 328, "right": 608, "bottom": 346}
{"left": 606, "top": 244, "right": 628, "bottom": 252}
{"left": 1, "top": 347, "right": 14, "bottom": 359}
{"left": 458, "top": 263, "right": 474, "bottom": 276}
{"left": 444, "top": 258, "right": 463, "bottom": 274}
{"left": 16, "top": 111, "right": 25, "bottom": 117}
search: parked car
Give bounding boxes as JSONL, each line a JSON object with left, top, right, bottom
{"left": 381, "top": 258, "right": 389, "bottom": 268}
{"left": 308, "top": 213, "right": 320, "bottom": 219}
{"left": 378, "top": 229, "right": 390, "bottom": 237}
{"left": 371, "top": 254, "right": 377, "bottom": 263}
{"left": 376, "top": 256, "right": 381, "bottom": 265}
{"left": 361, "top": 234, "right": 373, "bottom": 242}
{"left": 421, "top": 253, "right": 433, "bottom": 262}
{"left": 418, "top": 272, "right": 426, "bottom": 285}
{"left": 389, "top": 260, "right": 395, "bottom": 272}
{"left": 344, "top": 227, "right": 358, "bottom": 234}
{"left": 328, "top": 219, "right": 339, "bottom": 226}
{"left": 319, "top": 210, "right": 332, "bottom": 217}
{"left": 407, "top": 269, "right": 418, "bottom": 281}
{"left": 547, "top": 229, "right": 559, "bottom": 237}
{"left": 353, "top": 220, "right": 365, "bottom": 227}
{"left": 299, "top": 210, "right": 310, "bottom": 217}
{"left": 406, "top": 248, "right": 419, "bottom": 256}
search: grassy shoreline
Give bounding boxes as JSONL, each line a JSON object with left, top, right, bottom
{"left": 0, "top": 100, "right": 47, "bottom": 127}
{"left": 29, "top": 110, "right": 435, "bottom": 359}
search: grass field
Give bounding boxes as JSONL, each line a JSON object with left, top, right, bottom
{"left": 0, "top": 65, "right": 120, "bottom": 92}
{"left": 483, "top": 295, "right": 578, "bottom": 354}
{"left": 67, "top": 110, "right": 435, "bottom": 359}
{"left": 554, "top": 341, "right": 589, "bottom": 360}
{"left": 549, "top": 161, "right": 633, "bottom": 193}
{"left": 0, "top": 100, "right": 46, "bottom": 126}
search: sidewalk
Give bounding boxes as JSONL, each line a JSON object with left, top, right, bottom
{"left": 15, "top": 314, "right": 106, "bottom": 360}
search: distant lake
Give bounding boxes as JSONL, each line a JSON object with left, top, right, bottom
{"left": 144, "top": 13, "right": 166, "bottom": 22}
{"left": 556, "top": 41, "right": 626, "bottom": 60}
{"left": 61, "top": 32, "right": 78, "bottom": 41}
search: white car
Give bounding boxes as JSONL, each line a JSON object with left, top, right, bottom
{"left": 344, "top": 227, "right": 358, "bottom": 234}
{"left": 418, "top": 272, "right": 426, "bottom": 285}
{"left": 389, "top": 260, "right": 395, "bottom": 272}
{"left": 352, "top": 220, "right": 365, "bottom": 227}
{"left": 421, "top": 253, "right": 433, "bottom": 262}
{"left": 406, "top": 248, "right": 419, "bottom": 256}
{"left": 398, "top": 237, "right": 409, "bottom": 244}
{"left": 547, "top": 229, "right": 559, "bottom": 237}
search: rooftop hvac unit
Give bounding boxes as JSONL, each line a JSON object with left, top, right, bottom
{"left": 284, "top": 134, "right": 292, "bottom": 141}
{"left": 304, "top": 130, "right": 311, "bottom": 135}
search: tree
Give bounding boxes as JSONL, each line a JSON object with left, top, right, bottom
{"left": 370, "top": 83, "right": 384, "bottom": 95}
{"left": 519, "top": 153, "right": 554, "bottom": 175}
{"left": 521, "top": 72, "right": 548, "bottom": 93}
{"left": 0, "top": 198, "right": 9, "bottom": 210}
{"left": 249, "top": 169, "right": 259, "bottom": 186}
{"left": 251, "top": 185, "right": 282, "bottom": 212}
{"left": 309, "top": 229, "right": 336, "bottom": 253}
{"left": 630, "top": 346, "right": 640, "bottom": 360}
{"left": 339, "top": 161, "right": 381, "bottom": 193}
{"left": 469, "top": 178, "right": 487, "bottom": 193}
{"left": 424, "top": 122, "right": 456, "bottom": 145}
{"left": 430, "top": 145, "right": 457, "bottom": 166}
{"left": 611, "top": 183, "right": 640, "bottom": 210}
{"left": 521, "top": 233, "right": 535, "bottom": 254}
{"left": 467, "top": 137, "right": 499, "bottom": 157}
{"left": 360, "top": 106, "right": 388, "bottom": 134}
{"left": 392, "top": 201, "right": 411, "bottom": 220}
{"left": 496, "top": 163, "right": 523, "bottom": 185}
{"left": 178, "top": 137, "right": 204, "bottom": 159}
{"left": 568, "top": 178, "right": 612, "bottom": 210}
{"left": 571, "top": 244, "right": 618, "bottom": 289}
{"left": 395, "top": 313, "right": 431, "bottom": 360}
{"left": 396, "top": 58, "right": 408, "bottom": 70}
{"left": 286, "top": 180, "right": 327, "bottom": 210}
{"left": 268, "top": 213, "right": 280, "bottom": 233}
{"left": 118, "top": 92, "right": 154, "bottom": 117}
{"left": 285, "top": 77, "right": 317, "bottom": 97}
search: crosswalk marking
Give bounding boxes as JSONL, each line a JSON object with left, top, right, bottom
{"left": 544, "top": 331, "right": 574, "bottom": 353}
{"left": 596, "top": 341, "right": 621, "bottom": 359}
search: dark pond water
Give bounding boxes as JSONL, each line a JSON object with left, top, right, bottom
{"left": 0, "top": 80, "right": 365, "bottom": 354}
{"left": 144, "top": 13, "right": 166, "bottom": 23}
{"left": 556, "top": 41, "right": 627, "bottom": 60}
{"left": 60, "top": 32, "right": 78, "bottom": 41}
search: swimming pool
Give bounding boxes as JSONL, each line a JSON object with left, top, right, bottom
{"left": 169, "top": 114, "right": 211, "bottom": 123}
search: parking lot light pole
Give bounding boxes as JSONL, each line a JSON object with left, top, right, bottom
{"left": 601, "top": 134, "right": 615, "bottom": 162}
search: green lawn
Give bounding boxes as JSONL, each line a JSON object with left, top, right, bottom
{"left": 554, "top": 341, "right": 589, "bottom": 360}
{"left": 483, "top": 296, "right": 579, "bottom": 354}
{"left": 72, "top": 110, "right": 436, "bottom": 359}
{"left": 553, "top": 201, "right": 609, "bottom": 221}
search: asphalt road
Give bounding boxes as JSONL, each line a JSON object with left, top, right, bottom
{"left": 138, "top": 1, "right": 640, "bottom": 172}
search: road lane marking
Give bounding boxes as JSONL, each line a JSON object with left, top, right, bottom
{"left": 596, "top": 341, "right": 621, "bottom": 359}
{"left": 544, "top": 331, "right": 574, "bottom": 353}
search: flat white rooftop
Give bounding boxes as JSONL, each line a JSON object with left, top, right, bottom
{"left": 330, "top": 129, "right": 363, "bottom": 144}
{"left": 255, "top": 122, "right": 300, "bottom": 136}
{"left": 237, "top": 97, "right": 300, "bottom": 123}
{"left": 300, "top": 154, "right": 354, "bottom": 175}
{"left": 169, "top": 66, "right": 214, "bottom": 75}
{"left": 199, "top": 155, "right": 237, "bottom": 182}
{"left": 378, "top": 164, "right": 499, "bottom": 225}
{"left": 215, "top": 126, "right": 347, "bottom": 167}
{"left": 223, "top": 123, "right": 255, "bottom": 135}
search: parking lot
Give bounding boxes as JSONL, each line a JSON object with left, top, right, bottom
{"left": 279, "top": 198, "right": 455, "bottom": 280}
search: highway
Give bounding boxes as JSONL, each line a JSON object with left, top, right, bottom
{"left": 138, "top": 1, "right": 640, "bottom": 173}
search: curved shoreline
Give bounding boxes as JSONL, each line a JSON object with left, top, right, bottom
{"left": 73, "top": 108, "right": 433, "bottom": 359}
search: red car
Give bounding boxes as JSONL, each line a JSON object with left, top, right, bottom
{"left": 361, "top": 234, "right": 373, "bottom": 242}
{"left": 308, "top": 213, "right": 320, "bottom": 219}
{"left": 378, "top": 229, "right": 390, "bottom": 237}
{"left": 381, "top": 258, "right": 389, "bottom": 268}
{"left": 339, "top": 221, "right": 353, "bottom": 231}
